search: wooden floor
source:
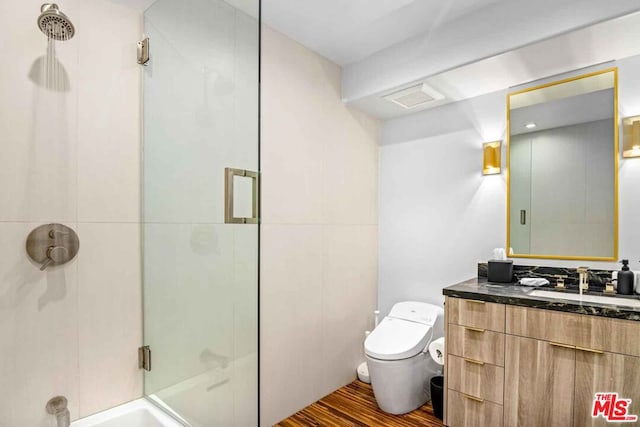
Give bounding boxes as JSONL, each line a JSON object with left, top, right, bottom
{"left": 275, "top": 381, "right": 444, "bottom": 427}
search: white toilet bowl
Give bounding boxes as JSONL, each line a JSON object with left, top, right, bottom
{"left": 364, "top": 301, "right": 444, "bottom": 415}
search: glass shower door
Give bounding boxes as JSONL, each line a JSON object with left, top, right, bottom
{"left": 142, "top": 0, "right": 259, "bottom": 425}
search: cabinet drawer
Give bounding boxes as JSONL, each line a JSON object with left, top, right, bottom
{"left": 447, "top": 297, "right": 505, "bottom": 332}
{"left": 447, "top": 389, "right": 503, "bottom": 427}
{"left": 448, "top": 324, "right": 505, "bottom": 366}
{"left": 447, "top": 355, "right": 504, "bottom": 404}
{"left": 506, "top": 305, "right": 640, "bottom": 357}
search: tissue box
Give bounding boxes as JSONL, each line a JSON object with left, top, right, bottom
{"left": 488, "top": 260, "right": 514, "bottom": 283}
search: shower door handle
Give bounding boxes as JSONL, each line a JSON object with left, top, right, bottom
{"left": 225, "top": 168, "right": 259, "bottom": 224}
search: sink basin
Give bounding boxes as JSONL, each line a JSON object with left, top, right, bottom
{"left": 528, "top": 289, "right": 640, "bottom": 308}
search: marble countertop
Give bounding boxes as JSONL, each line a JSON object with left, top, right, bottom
{"left": 443, "top": 277, "right": 640, "bottom": 321}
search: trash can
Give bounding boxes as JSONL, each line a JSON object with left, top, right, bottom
{"left": 430, "top": 375, "right": 444, "bottom": 420}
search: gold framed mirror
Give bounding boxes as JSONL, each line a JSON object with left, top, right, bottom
{"left": 506, "top": 68, "right": 618, "bottom": 261}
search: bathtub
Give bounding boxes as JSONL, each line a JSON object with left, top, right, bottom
{"left": 71, "top": 399, "right": 184, "bottom": 427}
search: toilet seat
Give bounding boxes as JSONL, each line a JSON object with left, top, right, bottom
{"left": 364, "top": 317, "right": 432, "bottom": 361}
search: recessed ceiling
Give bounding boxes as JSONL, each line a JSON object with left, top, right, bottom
{"left": 263, "top": 0, "right": 640, "bottom": 120}
{"left": 348, "top": 9, "right": 640, "bottom": 119}
{"left": 262, "top": 0, "right": 502, "bottom": 66}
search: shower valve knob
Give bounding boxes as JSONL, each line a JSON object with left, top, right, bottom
{"left": 26, "top": 223, "right": 79, "bottom": 271}
{"left": 48, "top": 245, "right": 68, "bottom": 260}
{"left": 49, "top": 229, "right": 69, "bottom": 238}
{"left": 40, "top": 246, "right": 68, "bottom": 271}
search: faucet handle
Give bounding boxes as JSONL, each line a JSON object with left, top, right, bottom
{"left": 39, "top": 246, "right": 69, "bottom": 271}
{"left": 554, "top": 275, "right": 567, "bottom": 289}
{"left": 49, "top": 229, "right": 70, "bottom": 239}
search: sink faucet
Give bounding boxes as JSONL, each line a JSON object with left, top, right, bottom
{"left": 577, "top": 267, "right": 589, "bottom": 296}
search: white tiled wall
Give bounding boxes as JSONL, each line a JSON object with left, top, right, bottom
{"left": 260, "top": 26, "right": 380, "bottom": 426}
{"left": 0, "top": 1, "right": 143, "bottom": 425}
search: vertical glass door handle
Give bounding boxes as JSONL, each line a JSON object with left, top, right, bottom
{"left": 224, "top": 168, "right": 259, "bottom": 224}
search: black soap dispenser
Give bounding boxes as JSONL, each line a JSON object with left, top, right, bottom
{"left": 617, "top": 260, "right": 635, "bottom": 295}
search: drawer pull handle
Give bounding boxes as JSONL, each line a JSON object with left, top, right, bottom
{"left": 464, "top": 326, "right": 486, "bottom": 333}
{"left": 466, "top": 300, "right": 486, "bottom": 305}
{"left": 550, "top": 342, "right": 575, "bottom": 350}
{"left": 576, "top": 346, "right": 604, "bottom": 354}
{"left": 463, "top": 394, "right": 484, "bottom": 403}
{"left": 464, "top": 358, "right": 485, "bottom": 366}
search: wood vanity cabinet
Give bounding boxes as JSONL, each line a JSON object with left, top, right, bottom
{"left": 444, "top": 297, "right": 640, "bottom": 427}
{"left": 445, "top": 297, "right": 506, "bottom": 427}
{"left": 574, "top": 351, "right": 640, "bottom": 427}
{"left": 503, "top": 335, "right": 575, "bottom": 427}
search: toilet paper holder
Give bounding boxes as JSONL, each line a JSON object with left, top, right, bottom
{"left": 427, "top": 337, "right": 445, "bottom": 365}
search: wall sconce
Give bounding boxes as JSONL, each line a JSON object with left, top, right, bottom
{"left": 623, "top": 116, "right": 640, "bottom": 158}
{"left": 483, "top": 141, "right": 501, "bottom": 175}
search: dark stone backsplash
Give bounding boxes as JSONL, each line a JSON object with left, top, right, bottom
{"left": 478, "top": 262, "right": 612, "bottom": 291}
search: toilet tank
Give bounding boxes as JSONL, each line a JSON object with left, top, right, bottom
{"left": 388, "top": 301, "right": 444, "bottom": 339}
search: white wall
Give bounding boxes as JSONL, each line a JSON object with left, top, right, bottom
{"left": 378, "top": 54, "right": 640, "bottom": 316}
{"left": 260, "top": 26, "right": 380, "bottom": 426}
{"left": 0, "top": 1, "right": 143, "bottom": 425}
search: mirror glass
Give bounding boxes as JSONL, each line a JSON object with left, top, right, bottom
{"left": 507, "top": 69, "right": 618, "bottom": 260}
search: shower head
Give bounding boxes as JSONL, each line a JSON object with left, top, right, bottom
{"left": 37, "top": 3, "right": 75, "bottom": 41}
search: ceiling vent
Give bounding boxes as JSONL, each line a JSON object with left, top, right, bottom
{"left": 383, "top": 83, "right": 445, "bottom": 109}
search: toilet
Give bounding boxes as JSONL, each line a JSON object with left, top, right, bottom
{"left": 364, "top": 301, "right": 444, "bottom": 415}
